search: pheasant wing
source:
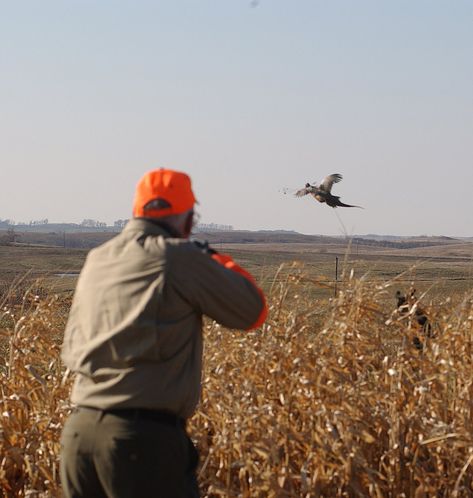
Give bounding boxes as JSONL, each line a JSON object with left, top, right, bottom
{"left": 319, "top": 173, "right": 343, "bottom": 193}
{"left": 294, "top": 186, "right": 313, "bottom": 197}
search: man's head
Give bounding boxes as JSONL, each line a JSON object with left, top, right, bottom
{"left": 133, "top": 168, "right": 196, "bottom": 238}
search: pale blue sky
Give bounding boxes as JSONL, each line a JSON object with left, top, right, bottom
{"left": 1, "top": 1, "right": 472, "bottom": 236}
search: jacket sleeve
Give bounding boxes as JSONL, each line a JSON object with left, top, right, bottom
{"left": 170, "top": 243, "right": 268, "bottom": 330}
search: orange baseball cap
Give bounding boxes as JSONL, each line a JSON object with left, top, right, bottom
{"left": 133, "top": 168, "right": 196, "bottom": 218}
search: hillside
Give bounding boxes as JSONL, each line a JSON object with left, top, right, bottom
{"left": 1, "top": 226, "right": 471, "bottom": 253}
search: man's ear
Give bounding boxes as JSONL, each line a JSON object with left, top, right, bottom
{"left": 183, "top": 211, "right": 194, "bottom": 237}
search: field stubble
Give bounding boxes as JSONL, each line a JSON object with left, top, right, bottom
{"left": 0, "top": 248, "right": 473, "bottom": 496}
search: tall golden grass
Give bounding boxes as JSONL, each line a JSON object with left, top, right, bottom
{"left": 1, "top": 268, "right": 472, "bottom": 497}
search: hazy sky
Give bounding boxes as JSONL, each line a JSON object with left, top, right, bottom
{"left": 1, "top": 1, "right": 472, "bottom": 236}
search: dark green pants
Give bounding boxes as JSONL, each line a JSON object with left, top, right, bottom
{"left": 60, "top": 407, "right": 199, "bottom": 498}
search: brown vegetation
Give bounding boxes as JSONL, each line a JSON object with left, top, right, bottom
{"left": 1, "top": 267, "right": 473, "bottom": 497}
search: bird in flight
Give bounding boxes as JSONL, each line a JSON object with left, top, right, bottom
{"left": 295, "top": 174, "right": 362, "bottom": 208}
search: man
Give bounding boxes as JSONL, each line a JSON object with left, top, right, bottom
{"left": 60, "top": 168, "right": 268, "bottom": 498}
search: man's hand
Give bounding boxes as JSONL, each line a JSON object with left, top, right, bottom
{"left": 191, "top": 239, "right": 217, "bottom": 255}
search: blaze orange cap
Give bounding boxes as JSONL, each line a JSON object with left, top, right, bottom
{"left": 133, "top": 168, "right": 196, "bottom": 218}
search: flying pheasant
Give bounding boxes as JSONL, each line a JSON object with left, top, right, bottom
{"left": 295, "top": 173, "right": 362, "bottom": 208}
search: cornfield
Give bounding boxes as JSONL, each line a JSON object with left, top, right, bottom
{"left": 1, "top": 267, "right": 473, "bottom": 497}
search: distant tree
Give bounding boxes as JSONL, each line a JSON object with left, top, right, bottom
{"left": 81, "top": 219, "right": 97, "bottom": 228}
{"left": 9, "top": 227, "right": 18, "bottom": 243}
{"left": 81, "top": 219, "right": 107, "bottom": 228}
{"left": 0, "top": 227, "right": 20, "bottom": 246}
{"left": 29, "top": 218, "right": 49, "bottom": 226}
{"left": 113, "top": 219, "right": 128, "bottom": 229}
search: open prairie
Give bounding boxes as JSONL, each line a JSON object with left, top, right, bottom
{"left": 1, "top": 235, "right": 472, "bottom": 299}
{"left": 221, "top": 240, "right": 473, "bottom": 302}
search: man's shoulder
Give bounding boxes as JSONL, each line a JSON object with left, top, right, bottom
{"left": 165, "top": 237, "right": 213, "bottom": 257}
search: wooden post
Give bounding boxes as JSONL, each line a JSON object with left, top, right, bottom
{"left": 334, "top": 256, "right": 339, "bottom": 296}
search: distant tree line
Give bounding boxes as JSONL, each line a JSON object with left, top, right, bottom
{"left": 1, "top": 218, "right": 48, "bottom": 227}
{"left": 195, "top": 223, "right": 233, "bottom": 232}
{"left": 80, "top": 219, "right": 108, "bottom": 228}
{"left": 30, "top": 219, "right": 49, "bottom": 226}
{"left": 1, "top": 218, "right": 232, "bottom": 233}
{"left": 351, "top": 237, "right": 449, "bottom": 250}
{"left": 81, "top": 219, "right": 130, "bottom": 229}
{"left": 0, "top": 219, "right": 16, "bottom": 227}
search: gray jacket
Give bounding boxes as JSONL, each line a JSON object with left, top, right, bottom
{"left": 61, "top": 218, "right": 266, "bottom": 418}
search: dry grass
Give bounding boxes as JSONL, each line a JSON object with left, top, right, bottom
{"left": 0, "top": 286, "right": 72, "bottom": 497}
{"left": 1, "top": 267, "right": 473, "bottom": 497}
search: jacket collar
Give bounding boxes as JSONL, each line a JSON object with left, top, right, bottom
{"left": 123, "top": 218, "right": 182, "bottom": 238}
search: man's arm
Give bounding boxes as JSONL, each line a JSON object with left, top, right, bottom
{"left": 209, "top": 252, "right": 267, "bottom": 329}
{"left": 170, "top": 242, "right": 268, "bottom": 330}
